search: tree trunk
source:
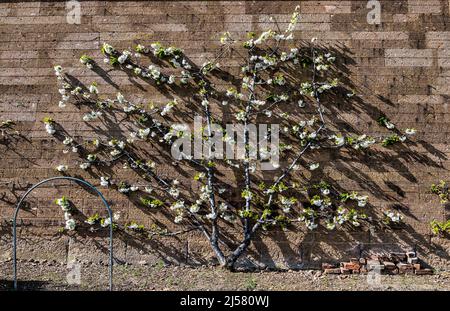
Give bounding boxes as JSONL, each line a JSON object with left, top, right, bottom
{"left": 223, "top": 235, "right": 252, "bottom": 270}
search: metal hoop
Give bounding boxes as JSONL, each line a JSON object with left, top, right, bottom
{"left": 12, "top": 176, "right": 113, "bottom": 291}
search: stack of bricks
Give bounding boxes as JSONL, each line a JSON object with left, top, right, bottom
{"left": 323, "top": 252, "right": 434, "bottom": 275}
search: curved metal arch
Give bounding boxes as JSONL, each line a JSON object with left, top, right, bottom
{"left": 12, "top": 176, "right": 113, "bottom": 291}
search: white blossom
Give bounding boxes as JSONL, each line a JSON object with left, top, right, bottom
{"left": 405, "top": 128, "right": 416, "bottom": 135}
{"left": 118, "top": 51, "right": 130, "bottom": 64}
{"left": 385, "top": 210, "right": 403, "bottom": 223}
{"left": 100, "top": 177, "right": 110, "bottom": 187}
{"left": 45, "top": 123, "right": 56, "bottom": 135}
{"left": 386, "top": 122, "right": 395, "bottom": 129}
{"left": 80, "top": 162, "right": 90, "bottom": 170}
{"left": 322, "top": 188, "right": 330, "bottom": 195}
{"left": 309, "top": 163, "right": 319, "bottom": 171}
{"left": 63, "top": 137, "right": 73, "bottom": 145}
{"left": 110, "top": 149, "right": 121, "bottom": 157}
{"left": 65, "top": 219, "right": 76, "bottom": 231}
{"left": 326, "top": 220, "right": 336, "bottom": 230}
{"left": 56, "top": 165, "right": 68, "bottom": 172}
{"left": 101, "top": 217, "right": 111, "bottom": 227}
{"left": 206, "top": 212, "right": 216, "bottom": 220}
{"left": 306, "top": 219, "right": 318, "bottom": 230}
{"left": 169, "top": 187, "right": 180, "bottom": 199}
{"left": 189, "top": 204, "right": 200, "bottom": 213}
{"left": 89, "top": 84, "right": 98, "bottom": 94}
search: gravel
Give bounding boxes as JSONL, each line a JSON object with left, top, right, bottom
{"left": 0, "top": 261, "right": 449, "bottom": 291}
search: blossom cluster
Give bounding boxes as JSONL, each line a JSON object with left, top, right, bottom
{"left": 55, "top": 196, "right": 75, "bottom": 231}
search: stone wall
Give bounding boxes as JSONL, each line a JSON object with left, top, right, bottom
{"left": 0, "top": 1, "right": 449, "bottom": 270}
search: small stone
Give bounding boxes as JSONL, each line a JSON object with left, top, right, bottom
{"left": 415, "top": 268, "right": 433, "bottom": 275}
{"left": 359, "top": 258, "right": 367, "bottom": 265}
{"left": 343, "top": 262, "right": 360, "bottom": 271}
{"left": 324, "top": 268, "right": 341, "bottom": 274}
{"left": 138, "top": 260, "right": 148, "bottom": 266}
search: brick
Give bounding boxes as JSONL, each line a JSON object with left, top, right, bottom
{"left": 385, "top": 49, "right": 433, "bottom": 67}
{"left": 352, "top": 32, "right": 409, "bottom": 40}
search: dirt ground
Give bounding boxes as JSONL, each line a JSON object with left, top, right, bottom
{"left": 0, "top": 261, "right": 449, "bottom": 291}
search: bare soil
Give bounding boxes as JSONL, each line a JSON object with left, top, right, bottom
{"left": 0, "top": 261, "right": 449, "bottom": 291}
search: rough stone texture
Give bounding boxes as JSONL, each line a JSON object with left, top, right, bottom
{"left": 0, "top": 1, "right": 449, "bottom": 270}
